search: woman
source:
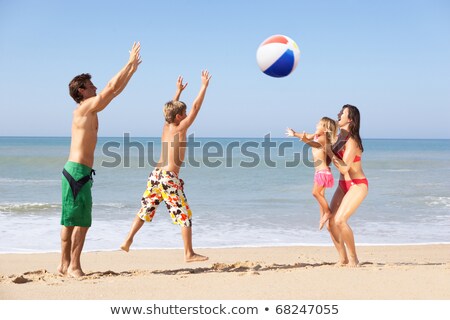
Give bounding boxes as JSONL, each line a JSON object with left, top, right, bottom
{"left": 328, "top": 104, "right": 368, "bottom": 267}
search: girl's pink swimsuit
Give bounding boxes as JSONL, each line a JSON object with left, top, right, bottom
{"left": 314, "top": 168, "right": 334, "bottom": 188}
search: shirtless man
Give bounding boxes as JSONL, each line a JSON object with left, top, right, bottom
{"left": 120, "top": 70, "right": 211, "bottom": 262}
{"left": 59, "top": 42, "right": 142, "bottom": 277}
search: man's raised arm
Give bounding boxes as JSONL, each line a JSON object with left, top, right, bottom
{"left": 91, "top": 42, "right": 142, "bottom": 112}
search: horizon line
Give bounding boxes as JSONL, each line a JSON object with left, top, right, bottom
{"left": 1, "top": 135, "right": 450, "bottom": 140}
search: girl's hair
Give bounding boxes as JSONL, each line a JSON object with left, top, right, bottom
{"left": 320, "top": 116, "right": 338, "bottom": 145}
{"left": 343, "top": 104, "right": 364, "bottom": 152}
{"left": 68, "top": 73, "right": 91, "bottom": 103}
{"left": 163, "top": 100, "right": 187, "bottom": 123}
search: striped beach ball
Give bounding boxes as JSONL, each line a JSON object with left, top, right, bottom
{"left": 256, "top": 35, "right": 300, "bottom": 78}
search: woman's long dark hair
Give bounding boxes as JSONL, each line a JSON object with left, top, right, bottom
{"left": 344, "top": 104, "right": 364, "bottom": 152}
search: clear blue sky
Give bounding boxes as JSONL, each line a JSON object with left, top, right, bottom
{"left": 1, "top": 0, "right": 449, "bottom": 138}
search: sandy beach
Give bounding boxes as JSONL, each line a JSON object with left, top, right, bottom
{"left": 1, "top": 244, "right": 449, "bottom": 300}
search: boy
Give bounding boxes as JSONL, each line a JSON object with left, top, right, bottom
{"left": 121, "top": 70, "right": 211, "bottom": 262}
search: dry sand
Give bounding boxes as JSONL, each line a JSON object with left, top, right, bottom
{"left": 1, "top": 244, "right": 449, "bottom": 300}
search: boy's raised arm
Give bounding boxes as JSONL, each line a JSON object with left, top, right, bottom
{"left": 179, "top": 70, "right": 211, "bottom": 130}
{"left": 173, "top": 76, "right": 188, "bottom": 101}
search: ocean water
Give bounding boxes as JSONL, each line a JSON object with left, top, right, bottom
{"left": 0, "top": 136, "right": 449, "bottom": 253}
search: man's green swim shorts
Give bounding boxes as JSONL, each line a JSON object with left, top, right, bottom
{"left": 61, "top": 161, "right": 95, "bottom": 227}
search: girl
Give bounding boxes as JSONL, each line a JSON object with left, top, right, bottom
{"left": 286, "top": 117, "right": 338, "bottom": 230}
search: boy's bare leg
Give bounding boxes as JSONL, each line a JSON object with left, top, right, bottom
{"left": 58, "top": 226, "right": 73, "bottom": 276}
{"left": 181, "top": 226, "right": 208, "bottom": 262}
{"left": 67, "top": 226, "right": 89, "bottom": 277}
{"left": 121, "top": 215, "right": 145, "bottom": 252}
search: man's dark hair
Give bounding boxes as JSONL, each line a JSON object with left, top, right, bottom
{"left": 69, "top": 73, "right": 91, "bottom": 103}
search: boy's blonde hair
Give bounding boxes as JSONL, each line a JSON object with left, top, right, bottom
{"left": 320, "top": 117, "right": 338, "bottom": 145}
{"left": 163, "top": 100, "right": 186, "bottom": 124}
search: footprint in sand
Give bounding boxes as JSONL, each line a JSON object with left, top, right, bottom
{"left": 12, "top": 275, "right": 32, "bottom": 284}
{"left": 9, "top": 269, "right": 50, "bottom": 284}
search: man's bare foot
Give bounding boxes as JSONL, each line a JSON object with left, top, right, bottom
{"left": 57, "top": 265, "right": 67, "bottom": 276}
{"left": 185, "top": 253, "right": 209, "bottom": 263}
{"left": 319, "top": 212, "right": 332, "bottom": 230}
{"left": 120, "top": 239, "right": 132, "bottom": 252}
{"left": 68, "top": 268, "right": 85, "bottom": 278}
